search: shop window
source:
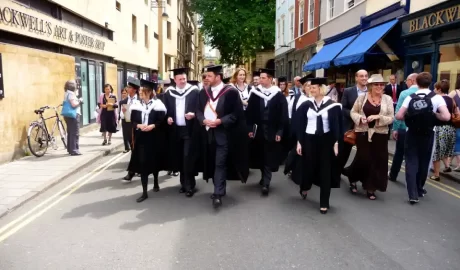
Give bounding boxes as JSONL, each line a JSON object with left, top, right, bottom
{"left": 132, "top": 15, "right": 137, "bottom": 42}
{"left": 167, "top": 21, "right": 172, "bottom": 39}
{"left": 438, "top": 43, "right": 460, "bottom": 91}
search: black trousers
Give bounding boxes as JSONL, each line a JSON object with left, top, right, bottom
{"left": 177, "top": 126, "right": 196, "bottom": 190}
{"left": 122, "top": 120, "right": 133, "bottom": 151}
{"left": 213, "top": 142, "right": 228, "bottom": 196}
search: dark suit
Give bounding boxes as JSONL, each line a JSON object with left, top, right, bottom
{"left": 119, "top": 96, "right": 136, "bottom": 151}
{"left": 290, "top": 86, "right": 302, "bottom": 96}
{"left": 339, "top": 86, "right": 359, "bottom": 172}
{"left": 384, "top": 84, "right": 402, "bottom": 102}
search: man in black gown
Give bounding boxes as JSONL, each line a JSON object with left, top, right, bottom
{"left": 246, "top": 68, "right": 289, "bottom": 195}
{"left": 196, "top": 65, "right": 249, "bottom": 208}
{"left": 121, "top": 77, "right": 140, "bottom": 182}
{"left": 163, "top": 68, "right": 200, "bottom": 197}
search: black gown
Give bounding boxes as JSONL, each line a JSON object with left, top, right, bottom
{"left": 292, "top": 99, "right": 343, "bottom": 208}
{"left": 246, "top": 88, "right": 289, "bottom": 172}
{"left": 127, "top": 99, "right": 167, "bottom": 174}
{"left": 162, "top": 85, "right": 201, "bottom": 174}
{"left": 196, "top": 85, "right": 249, "bottom": 183}
{"left": 99, "top": 94, "right": 118, "bottom": 133}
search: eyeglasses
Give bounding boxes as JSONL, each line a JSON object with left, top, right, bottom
{"left": 373, "top": 83, "right": 385, "bottom": 87}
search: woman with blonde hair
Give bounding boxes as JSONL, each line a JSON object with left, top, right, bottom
{"left": 347, "top": 74, "right": 394, "bottom": 200}
{"left": 230, "top": 67, "right": 252, "bottom": 109}
{"left": 292, "top": 77, "right": 343, "bottom": 214}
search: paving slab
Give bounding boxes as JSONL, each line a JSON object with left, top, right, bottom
{"left": 0, "top": 126, "right": 124, "bottom": 218}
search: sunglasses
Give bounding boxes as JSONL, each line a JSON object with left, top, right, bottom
{"left": 373, "top": 83, "right": 385, "bottom": 87}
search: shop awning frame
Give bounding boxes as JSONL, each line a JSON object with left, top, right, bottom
{"left": 333, "top": 19, "right": 399, "bottom": 67}
{"left": 302, "top": 35, "right": 358, "bottom": 72}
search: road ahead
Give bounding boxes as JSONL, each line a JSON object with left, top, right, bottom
{"left": 0, "top": 151, "right": 459, "bottom": 270}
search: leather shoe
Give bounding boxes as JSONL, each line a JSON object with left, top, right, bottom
{"left": 179, "top": 187, "right": 186, "bottom": 193}
{"left": 212, "top": 195, "right": 222, "bottom": 208}
{"left": 261, "top": 185, "right": 269, "bottom": 195}
{"left": 185, "top": 189, "right": 195, "bottom": 197}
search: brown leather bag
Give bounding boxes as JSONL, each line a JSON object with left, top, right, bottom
{"left": 451, "top": 96, "right": 460, "bottom": 128}
{"left": 344, "top": 129, "right": 356, "bottom": 145}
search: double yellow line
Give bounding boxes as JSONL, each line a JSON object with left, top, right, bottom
{"left": 388, "top": 160, "right": 460, "bottom": 199}
{"left": 0, "top": 152, "right": 126, "bottom": 243}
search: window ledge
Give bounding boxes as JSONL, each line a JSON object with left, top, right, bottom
{"left": 296, "top": 27, "right": 317, "bottom": 39}
{"left": 319, "top": 0, "right": 366, "bottom": 28}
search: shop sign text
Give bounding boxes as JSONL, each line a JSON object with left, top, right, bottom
{"left": 408, "top": 5, "right": 460, "bottom": 33}
{"left": 0, "top": 6, "right": 105, "bottom": 51}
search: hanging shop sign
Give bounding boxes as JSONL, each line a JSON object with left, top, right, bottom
{"left": 402, "top": 4, "right": 460, "bottom": 35}
{"left": 0, "top": 5, "right": 105, "bottom": 51}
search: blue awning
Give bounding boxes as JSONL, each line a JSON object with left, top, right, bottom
{"left": 303, "top": 35, "right": 357, "bottom": 71}
{"left": 333, "top": 19, "right": 399, "bottom": 67}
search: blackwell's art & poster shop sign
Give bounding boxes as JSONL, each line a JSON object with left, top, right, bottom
{"left": 0, "top": 5, "right": 105, "bottom": 51}
{"left": 402, "top": 4, "right": 460, "bottom": 36}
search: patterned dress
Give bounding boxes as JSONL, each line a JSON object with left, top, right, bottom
{"left": 433, "top": 96, "right": 455, "bottom": 161}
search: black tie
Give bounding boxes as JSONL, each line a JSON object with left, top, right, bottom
{"left": 315, "top": 102, "right": 324, "bottom": 135}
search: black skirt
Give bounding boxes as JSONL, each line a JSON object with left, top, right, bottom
{"left": 127, "top": 130, "right": 165, "bottom": 174}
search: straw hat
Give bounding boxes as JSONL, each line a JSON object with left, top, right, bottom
{"left": 367, "top": 74, "right": 387, "bottom": 84}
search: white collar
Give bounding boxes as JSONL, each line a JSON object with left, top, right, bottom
{"left": 249, "top": 85, "right": 281, "bottom": 101}
{"left": 312, "top": 96, "right": 331, "bottom": 107}
{"left": 232, "top": 83, "right": 248, "bottom": 92}
{"left": 211, "top": 82, "right": 224, "bottom": 92}
{"left": 296, "top": 95, "right": 312, "bottom": 110}
{"left": 168, "top": 84, "right": 198, "bottom": 99}
{"left": 130, "top": 98, "right": 167, "bottom": 114}
{"left": 176, "top": 83, "right": 190, "bottom": 92}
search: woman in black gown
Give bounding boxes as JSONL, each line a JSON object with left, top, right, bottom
{"left": 293, "top": 78, "right": 343, "bottom": 214}
{"left": 127, "top": 79, "right": 167, "bottom": 202}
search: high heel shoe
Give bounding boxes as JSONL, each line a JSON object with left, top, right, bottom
{"left": 299, "top": 191, "right": 307, "bottom": 200}
{"left": 320, "top": 208, "right": 328, "bottom": 214}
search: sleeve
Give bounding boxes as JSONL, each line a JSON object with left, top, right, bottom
{"left": 276, "top": 95, "right": 289, "bottom": 137}
{"left": 295, "top": 103, "right": 308, "bottom": 144}
{"left": 392, "top": 92, "right": 407, "bottom": 131}
{"left": 435, "top": 95, "right": 447, "bottom": 109}
{"left": 131, "top": 111, "right": 142, "bottom": 129}
{"left": 377, "top": 96, "right": 394, "bottom": 127}
{"left": 350, "top": 95, "right": 363, "bottom": 126}
{"left": 341, "top": 89, "right": 351, "bottom": 119}
{"left": 196, "top": 92, "right": 206, "bottom": 125}
{"left": 401, "top": 96, "right": 411, "bottom": 108}
{"left": 220, "top": 90, "right": 242, "bottom": 128}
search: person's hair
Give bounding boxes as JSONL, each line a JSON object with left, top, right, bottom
{"left": 311, "top": 84, "right": 328, "bottom": 96}
{"left": 434, "top": 80, "right": 450, "bottom": 94}
{"left": 416, "top": 72, "right": 432, "bottom": 88}
{"left": 141, "top": 87, "right": 154, "bottom": 99}
{"left": 64, "top": 80, "right": 76, "bottom": 92}
{"left": 230, "top": 68, "right": 247, "bottom": 84}
{"left": 407, "top": 73, "right": 418, "bottom": 81}
{"left": 121, "top": 87, "right": 128, "bottom": 94}
{"left": 104, "top": 84, "right": 114, "bottom": 93}
{"left": 202, "top": 74, "right": 207, "bottom": 80}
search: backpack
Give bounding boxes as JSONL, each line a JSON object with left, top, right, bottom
{"left": 405, "top": 91, "right": 436, "bottom": 133}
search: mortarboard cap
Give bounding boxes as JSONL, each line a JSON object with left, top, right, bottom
{"left": 299, "top": 76, "right": 312, "bottom": 85}
{"left": 223, "top": 77, "right": 230, "bottom": 84}
{"left": 278, "top": 77, "right": 287, "bottom": 83}
{"left": 169, "top": 67, "right": 188, "bottom": 77}
{"left": 203, "top": 65, "right": 223, "bottom": 74}
{"left": 252, "top": 71, "right": 260, "bottom": 77}
{"left": 140, "top": 79, "right": 157, "bottom": 91}
{"left": 127, "top": 77, "right": 141, "bottom": 89}
{"left": 188, "top": 80, "right": 199, "bottom": 86}
{"left": 309, "top": 77, "right": 328, "bottom": 86}
{"left": 259, "top": 68, "right": 276, "bottom": 78}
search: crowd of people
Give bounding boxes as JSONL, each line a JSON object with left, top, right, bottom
{"left": 62, "top": 65, "right": 460, "bottom": 213}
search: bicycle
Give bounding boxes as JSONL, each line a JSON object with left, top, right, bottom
{"left": 27, "top": 105, "right": 67, "bottom": 157}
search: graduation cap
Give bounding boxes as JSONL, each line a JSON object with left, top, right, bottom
{"left": 127, "top": 77, "right": 141, "bottom": 89}
{"left": 223, "top": 77, "right": 230, "bottom": 84}
{"left": 169, "top": 67, "right": 188, "bottom": 77}
{"left": 188, "top": 80, "right": 199, "bottom": 86}
{"left": 278, "top": 77, "right": 287, "bottom": 83}
{"left": 259, "top": 68, "right": 276, "bottom": 78}
{"left": 252, "top": 71, "right": 260, "bottom": 77}
{"left": 298, "top": 75, "right": 312, "bottom": 85}
{"left": 140, "top": 79, "right": 157, "bottom": 91}
{"left": 203, "top": 65, "right": 223, "bottom": 74}
{"left": 309, "top": 77, "right": 328, "bottom": 86}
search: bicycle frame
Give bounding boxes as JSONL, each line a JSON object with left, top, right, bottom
{"left": 33, "top": 106, "right": 62, "bottom": 142}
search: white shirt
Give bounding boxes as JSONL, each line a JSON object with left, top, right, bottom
{"left": 211, "top": 82, "right": 224, "bottom": 107}
{"left": 120, "top": 94, "right": 137, "bottom": 120}
{"left": 175, "top": 86, "right": 187, "bottom": 126}
{"left": 287, "top": 95, "right": 295, "bottom": 118}
{"left": 401, "top": 89, "right": 447, "bottom": 112}
{"left": 305, "top": 97, "right": 331, "bottom": 135}
{"left": 232, "top": 83, "right": 250, "bottom": 110}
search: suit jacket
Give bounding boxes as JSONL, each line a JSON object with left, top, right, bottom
{"left": 384, "top": 84, "right": 402, "bottom": 102}
{"left": 341, "top": 86, "right": 359, "bottom": 131}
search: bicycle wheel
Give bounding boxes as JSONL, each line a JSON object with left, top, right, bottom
{"left": 27, "top": 123, "right": 49, "bottom": 157}
{"left": 58, "top": 120, "right": 67, "bottom": 149}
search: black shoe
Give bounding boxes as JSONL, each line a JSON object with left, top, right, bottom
{"left": 185, "top": 189, "right": 195, "bottom": 197}
{"left": 102, "top": 139, "right": 107, "bottom": 146}
{"left": 179, "top": 187, "right": 186, "bottom": 193}
{"left": 299, "top": 190, "right": 307, "bottom": 200}
{"left": 123, "top": 149, "right": 130, "bottom": 153}
{"left": 212, "top": 195, "right": 222, "bottom": 208}
{"left": 70, "top": 152, "right": 82, "bottom": 156}
{"left": 122, "top": 172, "right": 134, "bottom": 182}
{"left": 409, "top": 199, "right": 419, "bottom": 205}
{"left": 136, "top": 193, "right": 148, "bottom": 203}
{"left": 153, "top": 186, "right": 160, "bottom": 192}
{"left": 261, "top": 185, "right": 269, "bottom": 196}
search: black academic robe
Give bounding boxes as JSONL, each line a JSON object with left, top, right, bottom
{"left": 196, "top": 85, "right": 249, "bottom": 182}
{"left": 246, "top": 88, "right": 289, "bottom": 171}
{"left": 127, "top": 100, "right": 167, "bottom": 174}
{"left": 163, "top": 85, "right": 200, "bottom": 172}
{"left": 291, "top": 99, "right": 343, "bottom": 189}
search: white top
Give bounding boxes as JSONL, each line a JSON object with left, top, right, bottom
{"left": 120, "top": 94, "right": 137, "bottom": 120}
{"left": 65, "top": 90, "right": 81, "bottom": 115}
{"left": 129, "top": 99, "right": 167, "bottom": 127}
{"left": 174, "top": 85, "right": 187, "bottom": 126}
{"left": 204, "top": 82, "right": 224, "bottom": 131}
{"left": 305, "top": 96, "right": 331, "bottom": 135}
{"left": 287, "top": 95, "right": 295, "bottom": 118}
{"left": 232, "top": 83, "right": 250, "bottom": 110}
{"left": 401, "top": 89, "right": 447, "bottom": 112}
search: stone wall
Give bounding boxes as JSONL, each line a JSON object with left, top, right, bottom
{"left": 0, "top": 44, "right": 75, "bottom": 164}
{"left": 255, "top": 50, "right": 275, "bottom": 70}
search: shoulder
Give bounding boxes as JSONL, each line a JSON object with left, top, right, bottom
{"left": 153, "top": 99, "right": 167, "bottom": 112}
{"left": 344, "top": 86, "right": 355, "bottom": 92}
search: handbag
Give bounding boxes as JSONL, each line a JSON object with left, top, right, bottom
{"left": 451, "top": 90, "right": 460, "bottom": 128}
{"left": 344, "top": 129, "right": 356, "bottom": 145}
{"left": 61, "top": 92, "right": 77, "bottom": 119}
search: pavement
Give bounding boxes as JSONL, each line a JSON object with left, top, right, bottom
{"left": 0, "top": 125, "right": 124, "bottom": 218}
{"left": 0, "top": 152, "right": 459, "bottom": 269}
{"left": 387, "top": 139, "right": 460, "bottom": 184}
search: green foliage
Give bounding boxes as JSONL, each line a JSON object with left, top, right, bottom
{"left": 190, "top": 0, "right": 275, "bottom": 65}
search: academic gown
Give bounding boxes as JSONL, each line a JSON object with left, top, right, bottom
{"left": 246, "top": 87, "right": 289, "bottom": 172}
{"left": 127, "top": 99, "right": 168, "bottom": 174}
{"left": 196, "top": 85, "right": 249, "bottom": 182}
{"left": 162, "top": 85, "right": 201, "bottom": 173}
{"left": 291, "top": 99, "right": 343, "bottom": 189}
